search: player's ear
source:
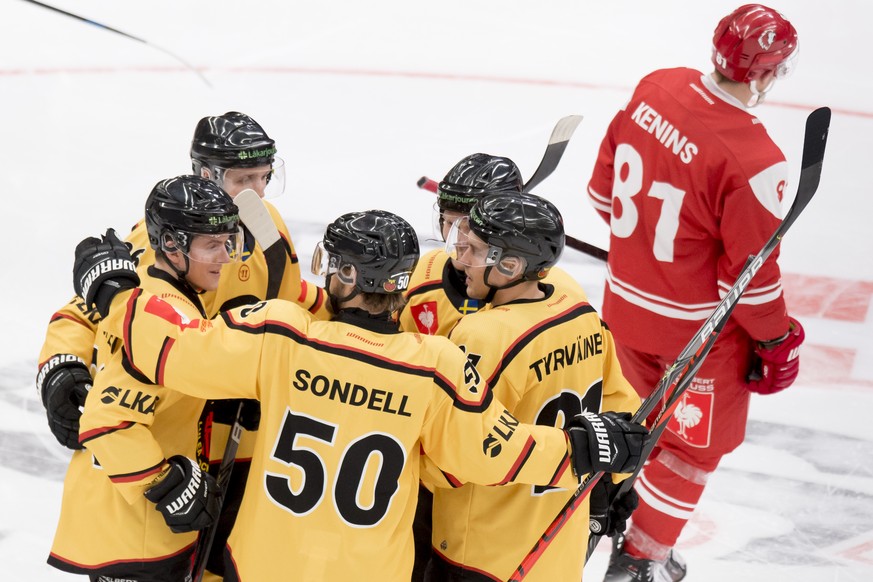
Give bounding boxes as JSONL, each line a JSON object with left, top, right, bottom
{"left": 496, "top": 256, "right": 524, "bottom": 278}
{"left": 337, "top": 264, "right": 357, "bottom": 286}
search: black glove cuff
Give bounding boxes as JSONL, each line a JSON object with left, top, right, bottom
{"left": 144, "top": 458, "right": 185, "bottom": 502}
{"left": 36, "top": 354, "right": 88, "bottom": 405}
{"left": 93, "top": 276, "right": 139, "bottom": 317}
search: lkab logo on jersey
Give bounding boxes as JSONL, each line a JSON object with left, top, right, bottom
{"left": 100, "top": 386, "right": 159, "bottom": 415}
{"left": 482, "top": 410, "right": 520, "bottom": 457}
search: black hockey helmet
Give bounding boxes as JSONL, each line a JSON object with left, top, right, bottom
{"left": 437, "top": 153, "right": 524, "bottom": 214}
{"left": 317, "top": 210, "right": 420, "bottom": 294}
{"left": 145, "top": 175, "right": 241, "bottom": 255}
{"left": 467, "top": 192, "right": 564, "bottom": 280}
{"left": 190, "top": 111, "right": 277, "bottom": 172}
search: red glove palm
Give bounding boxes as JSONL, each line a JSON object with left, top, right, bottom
{"left": 746, "top": 317, "right": 805, "bottom": 395}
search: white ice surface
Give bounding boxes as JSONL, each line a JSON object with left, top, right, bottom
{"left": 0, "top": 1, "right": 871, "bottom": 580}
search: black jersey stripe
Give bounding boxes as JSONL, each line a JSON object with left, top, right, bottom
{"left": 406, "top": 279, "right": 444, "bottom": 298}
{"left": 220, "top": 311, "right": 495, "bottom": 412}
{"left": 487, "top": 302, "right": 596, "bottom": 387}
{"left": 79, "top": 420, "right": 135, "bottom": 445}
{"left": 109, "top": 459, "right": 165, "bottom": 483}
{"left": 220, "top": 312, "right": 434, "bottom": 378}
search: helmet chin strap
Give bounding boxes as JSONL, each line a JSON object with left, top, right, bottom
{"left": 160, "top": 251, "right": 205, "bottom": 294}
{"left": 482, "top": 265, "right": 527, "bottom": 304}
{"left": 747, "top": 76, "right": 776, "bottom": 108}
{"left": 326, "top": 273, "right": 361, "bottom": 314}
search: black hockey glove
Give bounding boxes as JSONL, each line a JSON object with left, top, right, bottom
{"left": 567, "top": 411, "right": 647, "bottom": 475}
{"left": 73, "top": 228, "right": 139, "bottom": 318}
{"left": 211, "top": 399, "right": 261, "bottom": 431}
{"left": 144, "top": 456, "right": 221, "bottom": 533}
{"left": 36, "top": 355, "right": 92, "bottom": 450}
{"left": 589, "top": 477, "right": 639, "bottom": 537}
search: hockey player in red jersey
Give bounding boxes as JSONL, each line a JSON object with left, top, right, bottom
{"left": 586, "top": 5, "right": 805, "bottom": 581}
{"left": 69, "top": 211, "right": 648, "bottom": 581}
{"left": 428, "top": 192, "right": 642, "bottom": 581}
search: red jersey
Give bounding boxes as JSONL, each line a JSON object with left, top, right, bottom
{"left": 587, "top": 67, "right": 791, "bottom": 356}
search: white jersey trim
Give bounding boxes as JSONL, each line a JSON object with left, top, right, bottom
{"left": 748, "top": 162, "right": 788, "bottom": 219}
{"left": 635, "top": 473, "right": 697, "bottom": 520}
{"left": 700, "top": 73, "right": 747, "bottom": 111}
{"left": 606, "top": 267, "right": 719, "bottom": 320}
{"left": 587, "top": 185, "right": 611, "bottom": 214}
{"left": 718, "top": 278, "right": 783, "bottom": 305}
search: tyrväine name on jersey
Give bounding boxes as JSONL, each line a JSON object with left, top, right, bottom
{"left": 292, "top": 369, "right": 412, "bottom": 417}
{"left": 529, "top": 332, "right": 604, "bottom": 382}
{"left": 630, "top": 101, "right": 698, "bottom": 164}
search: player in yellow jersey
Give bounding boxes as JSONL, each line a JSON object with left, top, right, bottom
{"left": 399, "top": 153, "right": 526, "bottom": 579}
{"left": 49, "top": 176, "right": 243, "bottom": 581}
{"left": 68, "top": 210, "right": 648, "bottom": 581}
{"left": 427, "top": 192, "right": 642, "bottom": 581}
{"left": 37, "top": 112, "right": 328, "bottom": 579}
{"left": 36, "top": 111, "right": 329, "bottom": 450}
{"left": 400, "top": 153, "right": 523, "bottom": 337}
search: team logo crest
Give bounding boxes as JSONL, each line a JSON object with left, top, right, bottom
{"left": 383, "top": 271, "right": 411, "bottom": 293}
{"left": 410, "top": 302, "right": 438, "bottom": 335}
{"left": 667, "top": 389, "right": 713, "bottom": 447}
{"left": 758, "top": 30, "right": 776, "bottom": 50}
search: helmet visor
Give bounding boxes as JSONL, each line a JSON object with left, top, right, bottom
{"left": 311, "top": 240, "right": 343, "bottom": 277}
{"left": 165, "top": 228, "right": 244, "bottom": 264}
{"left": 774, "top": 47, "right": 799, "bottom": 80}
{"left": 213, "top": 157, "right": 286, "bottom": 199}
{"left": 431, "top": 203, "right": 467, "bottom": 243}
{"left": 444, "top": 217, "right": 503, "bottom": 269}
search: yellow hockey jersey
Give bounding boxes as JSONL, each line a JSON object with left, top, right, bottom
{"left": 430, "top": 268, "right": 642, "bottom": 582}
{"left": 48, "top": 267, "right": 211, "bottom": 578}
{"left": 399, "top": 249, "right": 485, "bottom": 336}
{"left": 97, "top": 289, "right": 583, "bottom": 581}
{"left": 37, "top": 200, "right": 330, "bottom": 375}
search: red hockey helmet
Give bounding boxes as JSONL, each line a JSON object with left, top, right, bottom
{"left": 711, "top": 4, "right": 798, "bottom": 83}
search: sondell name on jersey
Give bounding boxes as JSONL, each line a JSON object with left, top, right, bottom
{"left": 292, "top": 369, "right": 412, "bottom": 417}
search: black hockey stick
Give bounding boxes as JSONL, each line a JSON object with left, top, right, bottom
{"left": 520, "top": 115, "right": 610, "bottom": 260}
{"left": 191, "top": 402, "right": 244, "bottom": 582}
{"left": 19, "top": 0, "right": 211, "bottom": 87}
{"left": 417, "top": 177, "right": 608, "bottom": 262}
{"left": 524, "top": 115, "right": 583, "bottom": 190}
{"left": 510, "top": 106, "right": 831, "bottom": 581}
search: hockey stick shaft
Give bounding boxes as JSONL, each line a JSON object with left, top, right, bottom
{"left": 19, "top": 0, "right": 211, "bottom": 87}
{"left": 417, "top": 177, "right": 608, "bottom": 262}
{"left": 192, "top": 402, "right": 244, "bottom": 582}
{"left": 512, "top": 106, "right": 831, "bottom": 581}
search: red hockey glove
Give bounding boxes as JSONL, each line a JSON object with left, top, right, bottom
{"left": 746, "top": 317, "right": 805, "bottom": 395}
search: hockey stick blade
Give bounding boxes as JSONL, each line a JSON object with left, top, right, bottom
{"left": 234, "top": 189, "right": 286, "bottom": 299}
{"left": 235, "top": 189, "right": 281, "bottom": 248}
{"left": 524, "top": 115, "right": 583, "bottom": 191}
{"left": 416, "top": 177, "right": 608, "bottom": 262}
{"left": 511, "top": 106, "right": 830, "bottom": 580}
{"left": 191, "top": 402, "right": 244, "bottom": 582}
